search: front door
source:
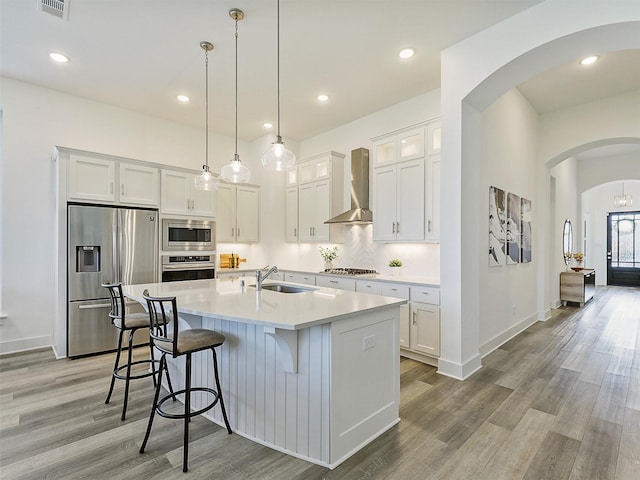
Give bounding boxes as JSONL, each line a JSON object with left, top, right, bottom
{"left": 607, "top": 211, "right": 640, "bottom": 287}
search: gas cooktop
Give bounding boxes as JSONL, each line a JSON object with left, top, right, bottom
{"left": 321, "top": 268, "right": 379, "bottom": 276}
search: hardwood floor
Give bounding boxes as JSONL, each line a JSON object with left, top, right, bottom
{"left": 1, "top": 286, "right": 638, "bottom": 479}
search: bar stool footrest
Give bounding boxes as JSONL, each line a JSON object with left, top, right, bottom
{"left": 114, "top": 359, "right": 160, "bottom": 381}
{"left": 156, "top": 387, "right": 220, "bottom": 420}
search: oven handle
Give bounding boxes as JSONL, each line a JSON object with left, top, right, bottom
{"left": 162, "top": 263, "right": 216, "bottom": 271}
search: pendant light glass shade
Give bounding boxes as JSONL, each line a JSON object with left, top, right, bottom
{"left": 194, "top": 164, "right": 219, "bottom": 191}
{"left": 261, "top": 0, "right": 296, "bottom": 171}
{"left": 261, "top": 135, "right": 296, "bottom": 171}
{"left": 221, "top": 8, "right": 250, "bottom": 184}
{"left": 614, "top": 182, "right": 632, "bottom": 207}
{"left": 194, "top": 41, "right": 219, "bottom": 191}
{"left": 221, "top": 154, "right": 251, "bottom": 183}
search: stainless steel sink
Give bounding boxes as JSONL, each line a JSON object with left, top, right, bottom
{"left": 250, "top": 283, "right": 317, "bottom": 293}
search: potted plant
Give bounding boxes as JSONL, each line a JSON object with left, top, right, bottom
{"left": 389, "top": 258, "right": 403, "bottom": 275}
{"left": 319, "top": 246, "right": 338, "bottom": 270}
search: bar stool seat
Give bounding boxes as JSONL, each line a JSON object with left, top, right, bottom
{"left": 140, "top": 290, "right": 232, "bottom": 473}
{"left": 102, "top": 282, "right": 173, "bottom": 421}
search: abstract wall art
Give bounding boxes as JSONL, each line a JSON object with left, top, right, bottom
{"left": 489, "top": 186, "right": 506, "bottom": 266}
{"left": 521, "top": 197, "right": 532, "bottom": 263}
{"left": 506, "top": 192, "right": 521, "bottom": 264}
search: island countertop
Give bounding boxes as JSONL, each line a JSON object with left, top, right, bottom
{"left": 121, "top": 277, "right": 406, "bottom": 331}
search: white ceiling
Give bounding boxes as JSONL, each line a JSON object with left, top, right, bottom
{"left": 1, "top": 0, "right": 638, "bottom": 145}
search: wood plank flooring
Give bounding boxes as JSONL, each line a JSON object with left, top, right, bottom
{"left": 1, "top": 286, "right": 639, "bottom": 479}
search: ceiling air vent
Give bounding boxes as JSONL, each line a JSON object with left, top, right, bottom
{"left": 39, "top": 0, "right": 68, "bottom": 20}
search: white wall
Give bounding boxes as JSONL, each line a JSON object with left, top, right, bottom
{"left": 264, "top": 90, "right": 442, "bottom": 278}
{"left": 582, "top": 180, "right": 640, "bottom": 284}
{"left": 479, "top": 88, "right": 539, "bottom": 354}
{"left": 0, "top": 77, "right": 251, "bottom": 355}
{"left": 440, "top": 0, "right": 640, "bottom": 379}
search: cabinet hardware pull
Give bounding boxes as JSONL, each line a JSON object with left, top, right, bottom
{"left": 392, "top": 222, "right": 396, "bottom": 234}
{"left": 237, "top": 228, "right": 240, "bottom": 237}
{"left": 412, "top": 311, "right": 417, "bottom": 325}
{"left": 428, "top": 220, "right": 431, "bottom": 232}
{"left": 232, "top": 228, "right": 235, "bottom": 236}
{"left": 397, "top": 222, "right": 400, "bottom": 233}
{"left": 330, "top": 280, "right": 338, "bottom": 284}
{"left": 294, "top": 228, "right": 297, "bottom": 237}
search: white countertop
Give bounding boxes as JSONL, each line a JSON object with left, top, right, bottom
{"left": 122, "top": 277, "right": 406, "bottom": 331}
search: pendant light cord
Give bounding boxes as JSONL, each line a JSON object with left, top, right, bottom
{"left": 235, "top": 18, "right": 239, "bottom": 158}
{"left": 276, "top": 0, "right": 281, "bottom": 139}
{"left": 204, "top": 48, "right": 210, "bottom": 170}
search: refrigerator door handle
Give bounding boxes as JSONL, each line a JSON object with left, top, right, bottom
{"left": 78, "top": 303, "right": 111, "bottom": 310}
{"left": 114, "top": 209, "right": 121, "bottom": 282}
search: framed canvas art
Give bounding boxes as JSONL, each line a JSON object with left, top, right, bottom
{"left": 521, "top": 197, "right": 532, "bottom": 263}
{"left": 489, "top": 186, "right": 506, "bottom": 266}
{"left": 506, "top": 192, "right": 521, "bottom": 264}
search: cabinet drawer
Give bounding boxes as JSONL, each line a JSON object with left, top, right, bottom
{"left": 316, "top": 276, "right": 356, "bottom": 291}
{"left": 380, "top": 284, "right": 410, "bottom": 300}
{"left": 283, "top": 272, "right": 316, "bottom": 286}
{"left": 410, "top": 286, "right": 440, "bottom": 305}
{"left": 356, "top": 280, "right": 382, "bottom": 295}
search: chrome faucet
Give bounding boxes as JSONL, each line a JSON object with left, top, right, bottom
{"left": 256, "top": 265, "right": 279, "bottom": 291}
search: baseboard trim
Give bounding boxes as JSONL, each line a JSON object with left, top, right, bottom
{"left": 437, "top": 354, "right": 482, "bottom": 380}
{"left": 0, "top": 336, "right": 52, "bottom": 356}
{"left": 479, "top": 313, "right": 538, "bottom": 358}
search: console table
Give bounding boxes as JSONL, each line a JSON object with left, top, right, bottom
{"left": 560, "top": 269, "right": 595, "bottom": 307}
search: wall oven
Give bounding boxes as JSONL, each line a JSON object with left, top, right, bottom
{"left": 162, "top": 219, "right": 215, "bottom": 251}
{"left": 161, "top": 255, "right": 216, "bottom": 282}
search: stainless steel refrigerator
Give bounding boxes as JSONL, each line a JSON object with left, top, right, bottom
{"left": 67, "top": 204, "right": 158, "bottom": 357}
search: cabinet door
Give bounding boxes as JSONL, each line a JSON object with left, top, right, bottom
{"left": 312, "top": 180, "right": 330, "bottom": 242}
{"left": 298, "top": 183, "right": 315, "bottom": 242}
{"left": 191, "top": 185, "right": 216, "bottom": 218}
{"left": 68, "top": 155, "right": 116, "bottom": 203}
{"left": 216, "top": 184, "right": 236, "bottom": 242}
{"left": 399, "top": 304, "right": 410, "bottom": 349}
{"left": 236, "top": 186, "right": 259, "bottom": 242}
{"left": 396, "top": 160, "right": 425, "bottom": 241}
{"left": 120, "top": 164, "right": 159, "bottom": 206}
{"left": 398, "top": 127, "right": 425, "bottom": 161}
{"left": 373, "top": 137, "right": 395, "bottom": 165}
{"left": 161, "top": 170, "right": 190, "bottom": 215}
{"left": 285, "top": 186, "right": 298, "bottom": 242}
{"left": 427, "top": 123, "right": 441, "bottom": 156}
{"left": 410, "top": 302, "right": 440, "bottom": 357}
{"left": 372, "top": 165, "right": 397, "bottom": 241}
{"left": 426, "top": 154, "right": 440, "bottom": 242}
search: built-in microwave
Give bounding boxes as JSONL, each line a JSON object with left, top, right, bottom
{"left": 162, "top": 219, "right": 215, "bottom": 251}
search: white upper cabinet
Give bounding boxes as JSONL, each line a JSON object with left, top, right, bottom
{"left": 286, "top": 151, "right": 344, "bottom": 243}
{"left": 373, "top": 159, "right": 425, "bottom": 241}
{"left": 371, "top": 120, "right": 440, "bottom": 243}
{"left": 160, "top": 170, "right": 216, "bottom": 218}
{"left": 68, "top": 154, "right": 159, "bottom": 207}
{"left": 68, "top": 155, "right": 116, "bottom": 203}
{"left": 217, "top": 183, "right": 259, "bottom": 243}
{"left": 119, "top": 163, "right": 159, "bottom": 206}
{"left": 426, "top": 121, "right": 441, "bottom": 242}
{"left": 285, "top": 186, "right": 299, "bottom": 242}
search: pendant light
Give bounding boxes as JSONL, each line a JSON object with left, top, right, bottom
{"left": 220, "top": 8, "right": 251, "bottom": 184}
{"left": 614, "top": 182, "right": 633, "bottom": 208}
{"left": 260, "top": 0, "right": 296, "bottom": 171}
{"left": 194, "top": 41, "right": 220, "bottom": 191}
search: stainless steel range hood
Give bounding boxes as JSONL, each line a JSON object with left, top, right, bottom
{"left": 325, "top": 147, "right": 373, "bottom": 225}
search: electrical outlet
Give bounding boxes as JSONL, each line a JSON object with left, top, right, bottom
{"left": 362, "top": 335, "right": 375, "bottom": 350}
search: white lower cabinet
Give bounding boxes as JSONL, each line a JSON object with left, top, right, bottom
{"left": 407, "top": 286, "right": 440, "bottom": 358}
{"left": 315, "top": 276, "right": 356, "bottom": 291}
{"left": 283, "top": 272, "right": 316, "bottom": 285}
{"left": 379, "top": 284, "right": 411, "bottom": 349}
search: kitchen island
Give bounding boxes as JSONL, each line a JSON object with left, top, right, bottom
{"left": 122, "top": 277, "right": 405, "bottom": 469}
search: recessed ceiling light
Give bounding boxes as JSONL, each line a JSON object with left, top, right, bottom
{"left": 398, "top": 48, "right": 415, "bottom": 59}
{"left": 49, "top": 52, "right": 69, "bottom": 63}
{"left": 317, "top": 94, "right": 329, "bottom": 102}
{"left": 263, "top": 122, "right": 273, "bottom": 129}
{"left": 580, "top": 55, "right": 599, "bottom": 65}
{"left": 176, "top": 95, "right": 190, "bottom": 103}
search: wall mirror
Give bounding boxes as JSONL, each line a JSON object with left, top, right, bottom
{"left": 562, "top": 219, "right": 573, "bottom": 265}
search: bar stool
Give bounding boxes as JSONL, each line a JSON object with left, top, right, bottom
{"left": 102, "top": 282, "right": 173, "bottom": 421}
{"left": 140, "top": 290, "right": 232, "bottom": 472}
